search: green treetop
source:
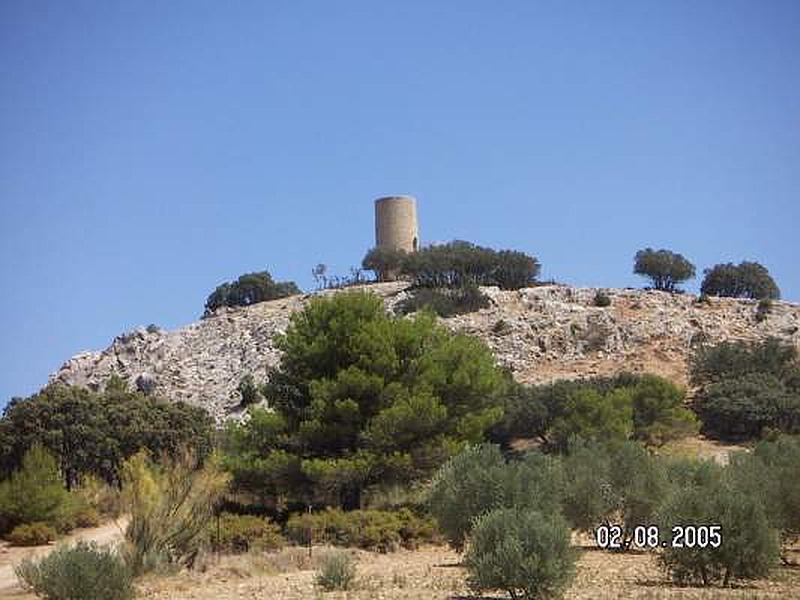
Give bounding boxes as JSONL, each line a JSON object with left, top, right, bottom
{"left": 223, "top": 291, "right": 509, "bottom": 509}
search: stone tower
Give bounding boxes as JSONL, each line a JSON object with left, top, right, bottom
{"left": 374, "top": 195, "right": 419, "bottom": 253}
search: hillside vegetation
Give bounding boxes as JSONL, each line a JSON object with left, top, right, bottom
{"left": 4, "top": 289, "right": 800, "bottom": 599}
{"left": 4, "top": 243, "right": 799, "bottom": 599}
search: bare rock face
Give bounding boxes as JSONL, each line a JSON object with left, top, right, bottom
{"left": 49, "top": 283, "right": 800, "bottom": 422}
{"left": 49, "top": 293, "right": 308, "bottom": 422}
{"left": 444, "top": 287, "right": 799, "bottom": 387}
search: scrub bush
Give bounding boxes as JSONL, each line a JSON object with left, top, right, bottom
{"left": 593, "top": 291, "right": 611, "bottom": 307}
{"left": 285, "top": 508, "right": 436, "bottom": 551}
{"left": 15, "top": 541, "right": 133, "bottom": 600}
{"left": 315, "top": 551, "right": 357, "bottom": 591}
{"left": 209, "top": 513, "right": 284, "bottom": 553}
{"left": 465, "top": 507, "right": 576, "bottom": 600}
{"left": 395, "top": 284, "right": 490, "bottom": 317}
{"left": 6, "top": 522, "right": 57, "bottom": 546}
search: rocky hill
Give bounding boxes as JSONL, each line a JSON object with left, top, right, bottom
{"left": 50, "top": 283, "right": 800, "bottom": 422}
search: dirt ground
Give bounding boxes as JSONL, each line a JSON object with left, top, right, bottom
{"left": 3, "top": 535, "right": 799, "bottom": 599}
{"left": 0, "top": 437, "right": 791, "bottom": 600}
{"left": 133, "top": 545, "right": 800, "bottom": 600}
{"left": 656, "top": 435, "right": 750, "bottom": 465}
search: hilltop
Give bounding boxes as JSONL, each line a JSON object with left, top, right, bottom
{"left": 50, "top": 283, "right": 800, "bottom": 422}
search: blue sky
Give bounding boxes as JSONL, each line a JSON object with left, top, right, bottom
{"left": 1, "top": 1, "right": 798, "bottom": 406}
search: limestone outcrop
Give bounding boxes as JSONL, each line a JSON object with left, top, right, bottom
{"left": 49, "top": 283, "right": 800, "bottom": 422}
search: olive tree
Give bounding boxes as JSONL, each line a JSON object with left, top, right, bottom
{"left": 633, "top": 248, "right": 695, "bottom": 292}
{"left": 700, "top": 261, "right": 780, "bottom": 300}
{"left": 657, "top": 469, "right": 779, "bottom": 586}
{"left": 465, "top": 507, "right": 576, "bottom": 600}
{"left": 427, "top": 444, "right": 563, "bottom": 550}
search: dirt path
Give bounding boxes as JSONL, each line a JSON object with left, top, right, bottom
{"left": 0, "top": 519, "right": 126, "bottom": 597}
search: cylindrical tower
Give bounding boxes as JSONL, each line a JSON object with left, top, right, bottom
{"left": 374, "top": 195, "right": 419, "bottom": 252}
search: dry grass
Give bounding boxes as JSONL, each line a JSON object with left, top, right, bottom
{"left": 135, "top": 545, "right": 466, "bottom": 599}
{"left": 6, "top": 541, "right": 797, "bottom": 599}
{"left": 132, "top": 544, "right": 800, "bottom": 600}
{"left": 657, "top": 435, "right": 749, "bottom": 465}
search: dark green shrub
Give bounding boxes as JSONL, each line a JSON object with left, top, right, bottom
{"left": 492, "top": 374, "right": 696, "bottom": 451}
{"left": 0, "top": 445, "right": 68, "bottom": 532}
{"left": 701, "top": 261, "right": 780, "bottom": 300}
{"left": 465, "top": 507, "right": 576, "bottom": 600}
{"left": 285, "top": 508, "right": 436, "bottom": 551}
{"left": 427, "top": 444, "right": 563, "bottom": 550}
{"left": 694, "top": 373, "right": 799, "bottom": 440}
{"left": 490, "top": 382, "right": 556, "bottom": 448}
{"left": 629, "top": 376, "right": 698, "bottom": 445}
{"left": 657, "top": 472, "right": 780, "bottom": 586}
{"left": 549, "top": 388, "right": 633, "bottom": 450}
{"left": 493, "top": 375, "right": 645, "bottom": 446}
{"left": 691, "top": 340, "right": 800, "bottom": 440}
{"left": 492, "top": 319, "right": 512, "bottom": 335}
{"left": 694, "top": 293, "right": 711, "bottom": 306}
{"left": 6, "top": 522, "right": 57, "bottom": 546}
{"left": 399, "top": 240, "right": 540, "bottom": 289}
{"left": 52, "top": 510, "right": 77, "bottom": 535}
{"left": 0, "top": 383, "right": 215, "bottom": 490}
{"left": 756, "top": 298, "right": 773, "bottom": 322}
{"left": 15, "top": 541, "right": 134, "bottom": 600}
{"left": 210, "top": 513, "right": 284, "bottom": 553}
{"left": 593, "top": 291, "right": 611, "bottom": 307}
{"left": 493, "top": 249, "right": 542, "bottom": 290}
{"left": 395, "top": 285, "right": 490, "bottom": 317}
{"left": 691, "top": 338, "right": 797, "bottom": 386}
{"left": 315, "top": 551, "right": 356, "bottom": 591}
{"left": 237, "top": 375, "right": 262, "bottom": 407}
{"left": 203, "top": 270, "right": 300, "bottom": 316}
{"left": 633, "top": 248, "right": 695, "bottom": 292}
{"left": 52, "top": 495, "right": 102, "bottom": 534}
{"left": 361, "top": 247, "right": 408, "bottom": 281}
